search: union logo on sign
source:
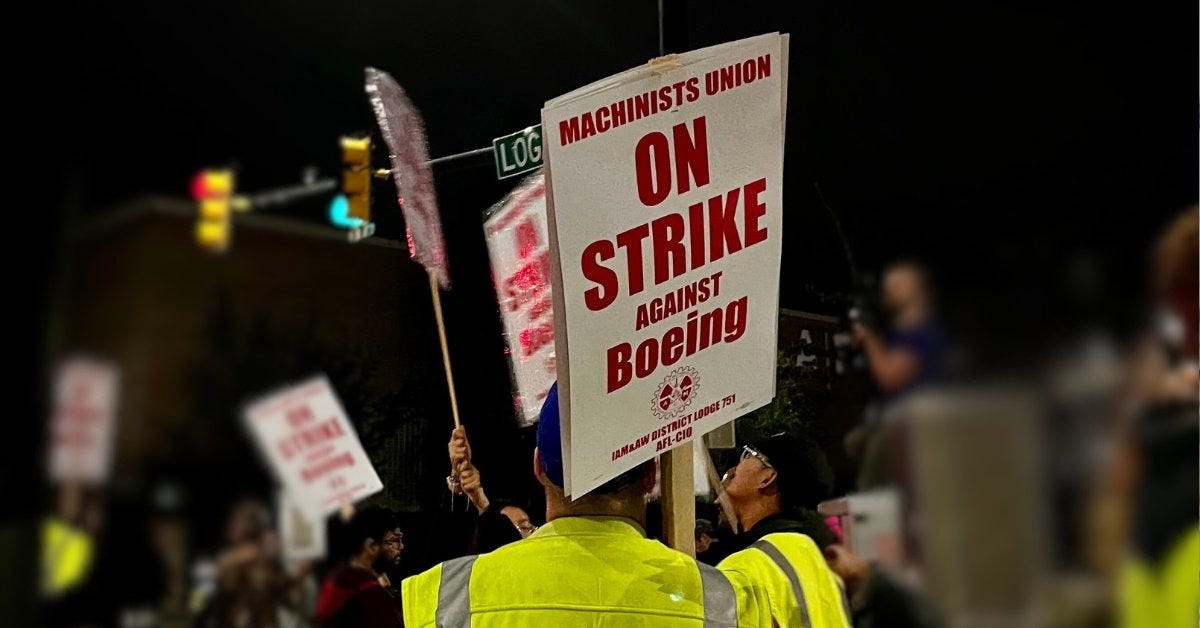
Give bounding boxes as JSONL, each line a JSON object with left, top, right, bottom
{"left": 650, "top": 366, "right": 700, "bottom": 420}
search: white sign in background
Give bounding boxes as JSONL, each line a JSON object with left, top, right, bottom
{"left": 483, "top": 174, "right": 556, "bottom": 426}
{"left": 543, "top": 33, "right": 788, "bottom": 496}
{"left": 243, "top": 375, "right": 383, "bottom": 519}
{"left": 278, "top": 490, "right": 327, "bottom": 562}
{"left": 49, "top": 356, "right": 121, "bottom": 484}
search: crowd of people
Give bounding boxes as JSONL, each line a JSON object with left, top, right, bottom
{"left": 150, "top": 381, "right": 922, "bottom": 627}
{"left": 39, "top": 209, "right": 1199, "bottom": 627}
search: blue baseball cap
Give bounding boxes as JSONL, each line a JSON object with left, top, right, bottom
{"left": 536, "top": 382, "right": 564, "bottom": 487}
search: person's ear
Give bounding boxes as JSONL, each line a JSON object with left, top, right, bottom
{"left": 758, "top": 468, "right": 779, "bottom": 490}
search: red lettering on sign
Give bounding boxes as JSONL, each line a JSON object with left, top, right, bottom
{"left": 559, "top": 118, "right": 580, "bottom": 146}
{"left": 528, "top": 294, "right": 553, "bottom": 322}
{"left": 579, "top": 179, "right": 770, "bottom": 311}
{"left": 616, "top": 224, "right": 650, "bottom": 297}
{"left": 515, "top": 217, "right": 540, "bottom": 260}
{"left": 605, "top": 296, "right": 749, "bottom": 392}
{"left": 708, "top": 187, "right": 742, "bottom": 261}
{"left": 651, "top": 213, "right": 686, "bottom": 285}
{"left": 596, "top": 105, "right": 611, "bottom": 133}
{"left": 301, "top": 452, "right": 354, "bottom": 483}
{"left": 634, "top": 117, "right": 709, "bottom": 207}
{"left": 672, "top": 117, "right": 710, "bottom": 196}
{"left": 635, "top": 131, "right": 671, "bottom": 206}
{"left": 286, "top": 405, "right": 315, "bottom": 428}
{"left": 504, "top": 250, "right": 552, "bottom": 312}
{"left": 607, "top": 343, "right": 633, "bottom": 393}
{"left": 743, "top": 177, "right": 768, "bottom": 246}
{"left": 582, "top": 240, "right": 617, "bottom": 311}
{"left": 519, "top": 321, "right": 555, "bottom": 358}
{"left": 277, "top": 418, "right": 346, "bottom": 461}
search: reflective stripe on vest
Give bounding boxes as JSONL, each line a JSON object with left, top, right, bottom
{"left": 436, "top": 555, "right": 477, "bottom": 627}
{"left": 434, "top": 553, "right": 736, "bottom": 626}
{"left": 837, "top": 578, "right": 852, "bottom": 621}
{"left": 697, "top": 561, "right": 738, "bottom": 627}
{"left": 752, "top": 539, "right": 812, "bottom": 628}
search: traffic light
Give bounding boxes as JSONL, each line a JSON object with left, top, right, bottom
{"left": 340, "top": 136, "right": 372, "bottom": 223}
{"left": 191, "top": 169, "right": 234, "bottom": 252}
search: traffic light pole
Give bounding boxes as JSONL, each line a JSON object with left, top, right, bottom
{"left": 240, "top": 178, "right": 337, "bottom": 211}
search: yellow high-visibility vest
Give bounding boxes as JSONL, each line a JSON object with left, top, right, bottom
{"left": 402, "top": 515, "right": 763, "bottom": 627}
{"left": 41, "top": 516, "right": 94, "bottom": 597}
{"left": 718, "top": 532, "right": 852, "bottom": 628}
{"left": 1117, "top": 526, "right": 1199, "bottom": 628}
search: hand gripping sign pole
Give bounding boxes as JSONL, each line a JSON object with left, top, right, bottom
{"left": 365, "top": 68, "right": 461, "bottom": 431}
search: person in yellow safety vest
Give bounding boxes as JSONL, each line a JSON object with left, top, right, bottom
{"left": 1117, "top": 525, "right": 1198, "bottom": 628}
{"left": 41, "top": 515, "right": 95, "bottom": 597}
{"left": 717, "top": 433, "right": 852, "bottom": 628}
{"left": 402, "top": 381, "right": 764, "bottom": 627}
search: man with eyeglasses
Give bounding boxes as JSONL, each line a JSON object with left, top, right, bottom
{"left": 315, "top": 507, "right": 402, "bottom": 628}
{"left": 716, "top": 433, "right": 852, "bottom": 628}
{"left": 377, "top": 526, "right": 405, "bottom": 596}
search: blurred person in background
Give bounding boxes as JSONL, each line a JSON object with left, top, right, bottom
{"left": 1098, "top": 207, "right": 1198, "bottom": 628}
{"left": 375, "top": 519, "right": 405, "bottom": 597}
{"left": 44, "top": 487, "right": 171, "bottom": 627}
{"left": 822, "top": 542, "right": 942, "bottom": 628}
{"left": 847, "top": 261, "right": 945, "bottom": 493}
{"left": 695, "top": 518, "right": 719, "bottom": 555}
{"left": 852, "top": 261, "right": 945, "bottom": 399}
{"left": 197, "top": 498, "right": 302, "bottom": 628}
{"left": 40, "top": 486, "right": 114, "bottom": 626}
{"left": 717, "top": 432, "right": 851, "bottom": 627}
{"left": 314, "top": 506, "right": 401, "bottom": 628}
{"left": 146, "top": 480, "right": 191, "bottom": 626}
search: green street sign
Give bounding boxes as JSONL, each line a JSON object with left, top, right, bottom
{"left": 493, "top": 125, "right": 543, "bottom": 180}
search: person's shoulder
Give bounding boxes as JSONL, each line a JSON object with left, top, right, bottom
{"left": 718, "top": 530, "right": 826, "bottom": 570}
{"left": 912, "top": 320, "right": 946, "bottom": 344}
{"left": 324, "top": 564, "right": 362, "bottom": 587}
{"left": 716, "top": 543, "right": 771, "bottom": 573}
{"left": 757, "top": 530, "right": 823, "bottom": 555}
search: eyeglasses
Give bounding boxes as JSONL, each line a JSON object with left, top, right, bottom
{"left": 740, "top": 445, "right": 773, "bottom": 469}
{"left": 516, "top": 522, "right": 539, "bottom": 534}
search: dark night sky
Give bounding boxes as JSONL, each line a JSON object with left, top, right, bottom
{"left": 30, "top": 0, "right": 1191, "bottom": 425}
{"left": 38, "top": 0, "right": 1197, "bottom": 446}
{"left": 60, "top": 1, "right": 1196, "bottom": 324}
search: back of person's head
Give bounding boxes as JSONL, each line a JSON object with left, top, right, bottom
{"left": 335, "top": 506, "right": 398, "bottom": 560}
{"left": 753, "top": 432, "right": 834, "bottom": 511}
{"left": 535, "top": 382, "right": 654, "bottom": 499}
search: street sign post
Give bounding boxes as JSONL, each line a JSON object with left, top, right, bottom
{"left": 493, "top": 125, "right": 543, "bottom": 180}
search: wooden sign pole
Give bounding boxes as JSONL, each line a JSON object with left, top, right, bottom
{"left": 661, "top": 445, "right": 695, "bottom": 556}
